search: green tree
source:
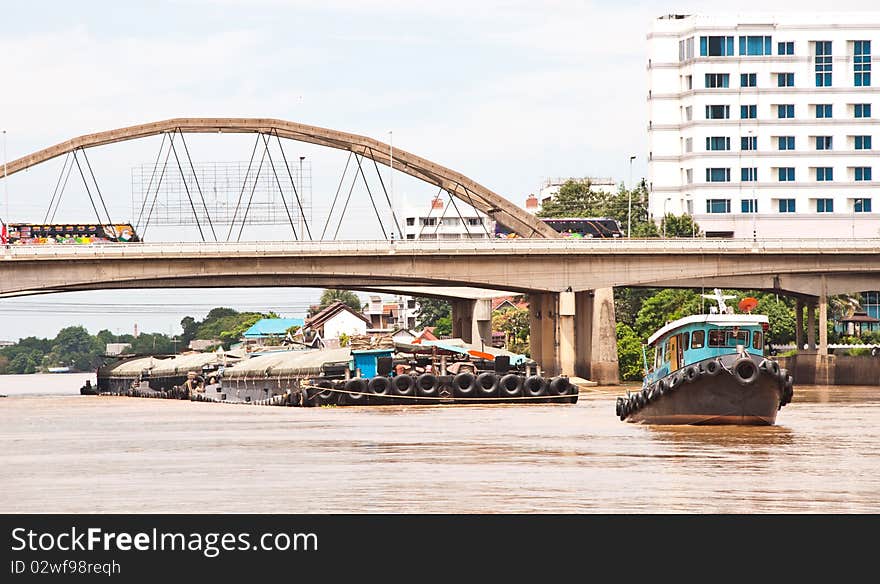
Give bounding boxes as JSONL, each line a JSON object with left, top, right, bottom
{"left": 633, "top": 289, "right": 703, "bottom": 340}
{"left": 48, "top": 326, "right": 102, "bottom": 371}
{"left": 308, "top": 290, "right": 362, "bottom": 316}
{"left": 414, "top": 297, "right": 451, "bottom": 329}
{"left": 536, "top": 179, "right": 610, "bottom": 218}
{"left": 660, "top": 213, "right": 701, "bottom": 237}
{"left": 616, "top": 323, "right": 648, "bottom": 382}
{"left": 433, "top": 316, "right": 452, "bottom": 337}
{"left": 492, "top": 307, "right": 530, "bottom": 354}
{"left": 180, "top": 316, "right": 198, "bottom": 346}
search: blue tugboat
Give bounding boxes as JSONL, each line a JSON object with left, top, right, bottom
{"left": 616, "top": 289, "right": 793, "bottom": 425}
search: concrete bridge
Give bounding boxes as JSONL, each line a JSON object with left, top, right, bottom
{"left": 3, "top": 238, "right": 878, "bottom": 382}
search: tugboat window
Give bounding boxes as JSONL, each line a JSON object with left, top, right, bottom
{"left": 681, "top": 332, "right": 690, "bottom": 350}
{"left": 709, "top": 329, "right": 726, "bottom": 347}
{"left": 753, "top": 331, "right": 763, "bottom": 350}
{"left": 691, "top": 330, "right": 705, "bottom": 349}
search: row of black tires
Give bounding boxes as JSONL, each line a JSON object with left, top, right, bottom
{"left": 616, "top": 357, "right": 794, "bottom": 420}
{"left": 307, "top": 372, "right": 577, "bottom": 406}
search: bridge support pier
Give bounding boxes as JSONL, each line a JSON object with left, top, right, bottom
{"left": 528, "top": 288, "right": 619, "bottom": 384}
{"left": 795, "top": 299, "right": 805, "bottom": 351}
{"left": 450, "top": 298, "right": 492, "bottom": 347}
{"left": 807, "top": 302, "right": 817, "bottom": 351}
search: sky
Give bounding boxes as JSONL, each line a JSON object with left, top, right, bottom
{"left": 1, "top": 0, "right": 877, "bottom": 341}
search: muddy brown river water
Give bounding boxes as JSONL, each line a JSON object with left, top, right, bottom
{"left": 1, "top": 373, "right": 878, "bottom": 513}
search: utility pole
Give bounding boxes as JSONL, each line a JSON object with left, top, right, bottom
{"left": 389, "top": 131, "right": 394, "bottom": 239}
{"left": 628, "top": 155, "right": 636, "bottom": 238}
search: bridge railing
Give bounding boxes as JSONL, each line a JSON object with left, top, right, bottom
{"left": 4, "top": 238, "right": 880, "bottom": 258}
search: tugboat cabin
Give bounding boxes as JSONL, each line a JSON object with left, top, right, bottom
{"left": 644, "top": 314, "right": 769, "bottom": 384}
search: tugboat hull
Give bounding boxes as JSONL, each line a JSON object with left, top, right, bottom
{"left": 618, "top": 356, "right": 793, "bottom": 426}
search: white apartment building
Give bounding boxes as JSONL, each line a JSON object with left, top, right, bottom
{"left": 648, "top": 13, "right": 880, "bottom": 238}
{"left": 400, "top": 196, "right": 493, "bottom": 240}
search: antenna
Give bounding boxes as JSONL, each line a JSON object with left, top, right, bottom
{"left": 701, "top": 288, "right": 736, "bottom": 314}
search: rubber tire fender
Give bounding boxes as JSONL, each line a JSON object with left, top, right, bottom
{"left": 392, "top": 374, "right": 415, "bottom": 397}
{"left": 522, "top": 375, "right": 548, "bottom": 398}
{"left": 368, "top": 376, "right": 391, "bottom": 396}
{"left": 548, "top": 376, "right": 571, "bottom": 396}
{"left": 452, "top": 372, "right": 476, "bottom": 398}
{"left": 500, "top": 374, "right": 525, "bottom": 398}
{"left": 732, "top": 357, "right": 759, "bottom": 386}
{"left": 760, "top": 358, "right": 780, "bottom": 378}
{"left": 344, "top": 378, "right": 369, "bottom": 403}
{"left": 704, "top": 359, "right": 722, "bottom": 376}
{"left": 475, "top": 372, "right": 499, "bottom": 397}
{"left": 684, "top": 365, "right": 700, "bottom": 383}
{"left": 669, "top": 372, "right": 684, "bottom": 390}
{"left": 315, "top": 379, "right": 336, "bottom": 406}
{"left": 416, "top": 373, "right": 438, "bottom": 397}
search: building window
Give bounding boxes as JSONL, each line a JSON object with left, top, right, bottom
{"left": 406, "top": 234, "right": 415, "bottom": 239}
{"left": 685, "top": 138, "right": 693, "bottom": 152}
{"left": 741, "top": 167, "right": 757, "bottom": 182}
{"left": 816, "top": 104, "right": 833, "bottom": 118}
{"left": 705, "top": 73, "right": 729, "bottom": 88}
{"left": 855, "top": 40, "right": 871, "bottom": 87}
{"left": 706, "top": 136, "right": 730, "bottom": 151}
{"left": 778, "top": 167, "right": 795, "bottom": 182}
{"left": 855, "top": 135, "right": 872, "bottom": 150}
{"left": 686, "top": 75, "right": 693, "bottom": 90}
{"left": 777, "top": 73, "right": 795, "bottom": 87}
{"left": 706, "top": 105, "right": 730, "bottom": 119}
{"left": 740, "top": 105, "right": 757, "bottom": 119}
{"left": 706, "top": 168, "right": 731, "bottom": 182}
{"left": 815, "top": 41, "right": 832, "bottom": 87}
{"left": 855, "top": 167, "right": 872, "bottom": 181}
{"left": 778, "top": 104, "right": 795, "bottom": 118}
{"left": 467, "top": 218, "right": 483, "bottom": 226}
{"left": 700, "top": 36, "right": 734, "bottom": 56}
{"left": 740, "top": 73, "right": 757, "bottom": 87}
{"left": 817, "top": 198, "right": 834, "bottom": 213}
{"left": 855, "top": 103, "right": 871, "bottom": 118}
{"left": 686, "top": 169, "right": 693, "bottom": 184}
{"left": 854, "top": 198, "right": 872, "bottom": 213}
{"left": 778, "top": 136, "right": 795, "bottom": 150}
{"left": 405, "top": 218, "right": 415, "bottom": 226}
{"left": 816, "top": 167, "right": 833, "bottom": 181}
{"left": 685, "top": 106, "right": 693, "bottom": 121}
{"left": 741, "top": 199, "right": 758, "bottom": 213}
{"left": 740, "top": 35, "right": 772, "bottom": 55}
{"left": 741, "top": 136, "right": 757, "bottom": 150}
{"left": 420, "top": 218, "right": 437, "bottom": 226}
{"left": 778, "top": 41, "right": 794, "bottom": 55}
{"left": 778, "top": 198, "right": 796, "bottom": 213}
{"left": 816, "top": 136, "right": 833, "bottom": 150}
{"left": 706, "top": 199, "right": 731, "bottom": 213}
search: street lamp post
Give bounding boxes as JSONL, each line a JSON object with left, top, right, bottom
{"left": 2, "top": 130, "right": 7, "bottom": 227}
{"left": 662, "top": 197, "right": 671, "bottom": 237}
{"left": 628, "top": 155, "right": 636, "bottom": 238}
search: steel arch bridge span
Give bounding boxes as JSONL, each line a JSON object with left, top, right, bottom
{"left": 2, "top": 117, "right": 558, "bottom": 239}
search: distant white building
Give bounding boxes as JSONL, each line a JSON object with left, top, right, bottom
{"left": 648, "top": 13, "right": 880, "bottom": 238}
{"left": 304, "top": 301, "right": 371, "bottom": 340}
{"left": 105, "top": 343, "right": 132, "bottom": 356}
{"left": 401, "top": 196, "right": 492, "bottom": 240}
{"left": 363, "top": 295, "right": 419, "bottom": 332}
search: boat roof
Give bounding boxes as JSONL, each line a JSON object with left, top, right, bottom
{"left": 647, "top": 313, "right": 769, "bottom": 346}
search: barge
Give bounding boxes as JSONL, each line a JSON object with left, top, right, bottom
{"left": 96, "top": 338, "right": 578, "bottom": 407}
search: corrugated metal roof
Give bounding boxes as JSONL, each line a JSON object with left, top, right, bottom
{"left": 242, "top": 318, "right": 305, "bottom": 338}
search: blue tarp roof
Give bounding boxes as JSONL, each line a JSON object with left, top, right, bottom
{"left": 242, "top": 318, "right": 305, "bottom": 338}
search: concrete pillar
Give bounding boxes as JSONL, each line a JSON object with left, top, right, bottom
{"left": 540, "top": 293, "right": 558, "bottom": 376}
{"left": 819, "top": 281, "right": 828, "bottom": 356}
{"left": 574, "top": 291, "right": 592, "bottom": 379}
{"left": 471, "top": 298, "right": 493, "bottom": 350}
{"left": 589, "top": 287, "right": 619, "bottom": 385}
{"left": 795, "top": 299, "right": 804, "bottom": 351}
{"left": 450, "top": 299, "right": 475, "bottom": 343}
{"left": 558, "top": 291, "right": 576, "bottom": 377}
{"left": 528, "top": 293, "right": 543, "bottom": 365}
{"left": 807, "top": 302, "right": 817, "bottom": 351}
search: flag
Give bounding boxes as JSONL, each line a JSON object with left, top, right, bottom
{"left": 0, "top": 220, "right": 7, "bottom": 245}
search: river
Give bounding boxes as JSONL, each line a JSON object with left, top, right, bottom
{"left": 1, "top": 373, "right": 878, "bottom": 513}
